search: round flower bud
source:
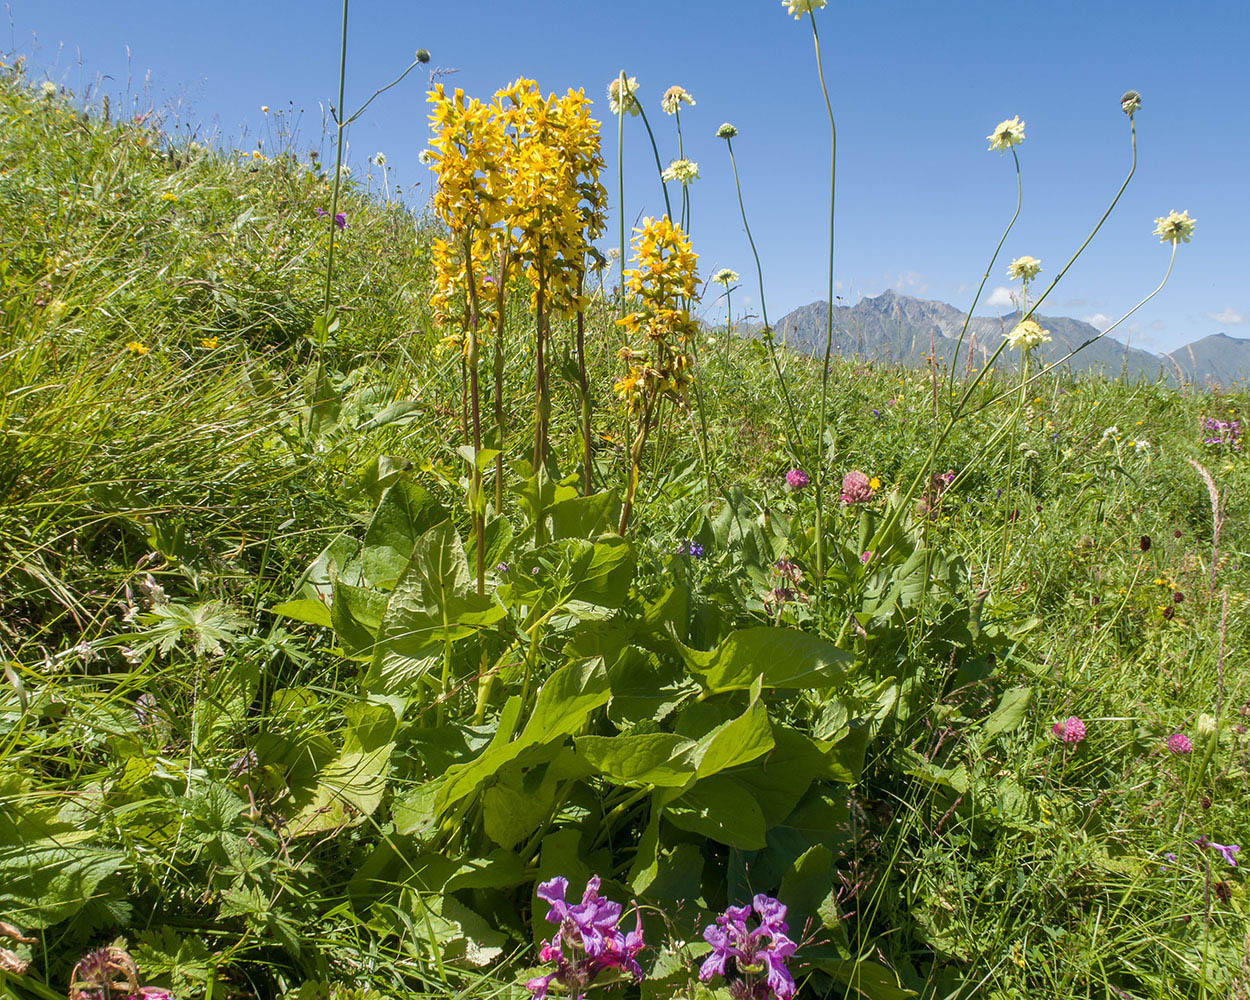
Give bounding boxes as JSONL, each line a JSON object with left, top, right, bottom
{"left": 1120, "top": 90, "right": 1141, "bottom": 116}
{"left": 716, "top": 122, "right": 738, "bottom": 140}
{"left": 415, "top": 49, "right": 431, "bottom": 64}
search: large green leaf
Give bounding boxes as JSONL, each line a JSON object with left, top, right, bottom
{"left": 365, "top": 521, "right": 504, "bottom": 693}
{"left": 548, "top": 490, "right": 621, "bottom": 540}
{"left": 725, "top": 725, "right": 825, "bottom": 819}
{"left": 361, "top": 481, "right": 447, "bottom": 589}
{"left": 983, "top": 685, "right": 1032, "bottom": 736}
{"left": 436, "top": 659, "right": 609, "bottom": 814}
{"left": 693, "top": 697, "right": 774, "bottom": 779}
{"left": 575, "top": 733, "right": 699, "bottom": 787}
{"left": 682, "top": 627, "right": 852, "bottom": 693}
{"left": 331, "top": 580, "right": 387, "bottom": 657}
{"left": 664, "top": 774, "right": 767, "bottom": 849}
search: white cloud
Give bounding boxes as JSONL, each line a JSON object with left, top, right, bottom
{"left": 1084, "top": 313, "right": 1115, "bottom": 332}
{"left": 984, "top": 285, "right": 1015, "bottom": 310}
{"left": 895, "top": 270, "right": 929, "bottom": 293}
{"left": 1207, "top": 308, "right": 1246, "bottom": 325}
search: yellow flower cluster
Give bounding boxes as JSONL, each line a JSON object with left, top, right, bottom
{"left": 614, "top": 216, "right": 700, "bottom": 417}
{"left": 426, "top": 80, "right": 608, "bottom": 356}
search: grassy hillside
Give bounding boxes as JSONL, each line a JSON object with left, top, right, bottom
{"left": 1, "top": 64, "right": 1248, "bottom": 1000}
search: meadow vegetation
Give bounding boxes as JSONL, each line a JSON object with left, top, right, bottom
{"left": 0, "top": 17, "right": 1247, "bottom": 1000}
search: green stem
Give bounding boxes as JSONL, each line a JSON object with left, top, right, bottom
{"left": 616, "top": 72, "right": 626, "bottom": 309}
{"left": 636, "top": 103, "right": 673, "bottom": 221}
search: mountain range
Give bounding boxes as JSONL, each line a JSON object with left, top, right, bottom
{"left": 757, "top": 290, "right": 1250, "bottom": 386}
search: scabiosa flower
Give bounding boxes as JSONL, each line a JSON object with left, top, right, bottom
{"left": 840, "top": 470, "right": 874, "bottom": 505}
{"left": 699, "top": 894, "right": 798, "bottom": 1000}
{"left": 1167, "top": 733, "right": 1193, "bottom": 755}
{"left": 1007, "top": 255, "right": 1042, "bottom": 282}
{"left": 608, "top": 76, "right": 641, "bottom": 116}
{"left": 661, "top": 85, "right": 695, "bottom": 115}
{"left": 1052, "top": 716, "right": 1086, "bottom": 744}
{"left": 781, "top": 0, "right": 827, "bottom": 18}
{"left": 716, "top": 122, "right": 738, "bottom": 140}
{"left": 1005, "top": 318, "right": 1051, "bottom": 351}
{"left": 527, "top": 876, "right": 644, "bottom": 1000}
{"left": 1120, "top": 90, "right": 1142, "bottom": 116}
{"left": 1153, "top": 210, "right": 1195, "bottom": 244}
{"left": 785, "top": 468, "right": 810, "bottom": 491}
{"left": 987, "top": 116, "right": 1026, "bottom": 152}
{"left": 418, "top": 149, "right": 437, "bottom": 165}
{"left": 662, "top": 158, "right": 699, "bottom": 185}
{"left": 372, "top": 151, "right": 387, "bottom": 166}
{"left": 39, "top": 80, "right": 57, "bottom": 100}
{"left": 713, "top": 268, "right": 740, "bottom": 286}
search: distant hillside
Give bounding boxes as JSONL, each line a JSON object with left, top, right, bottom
{"left": 1165, "top": 333, "right": 1250, "bottom": 386}
{"left": 765, "top": 290, "right": 1246, "bottom": 384}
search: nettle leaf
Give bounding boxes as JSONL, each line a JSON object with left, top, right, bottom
{"left": 482, "top": 761, "right": 559, "bottom": 850}
{"left": 575, "top": 733, "right": 699, "bottom": 787}
{"left": 436, "top": 660, "right": 610, "bottom": 815}
{"left": 664, "top": 773, "right": 767, "bottom": 849}
{"left": 682, "top": 627, "right": 852, "bottom": 693}
{"left": 361, "top": 481, "right": 447, "bottom": 589}
{"left": 365, "top": 521, "right": 505, "bottom": 693}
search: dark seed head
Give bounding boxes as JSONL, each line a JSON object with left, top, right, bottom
{"left": 1140, "top": 535, "right": 1152, "bottom": 552}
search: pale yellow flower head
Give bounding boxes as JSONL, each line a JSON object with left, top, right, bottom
{"left": 713, "top": 268, "right": 739, "bottom": 286}
{"left": 782, "top": 0, "right": 827, "bottom": 17}
{"left": 1005, "top": 318, "right": 1051, "bottom": 352}
{"left": 39, "top": 80, "right": 57, "bottom": 100}
{"left": 608, "top": 76, "right": 641, "bottom": 116}
{"left": 662, "top": 158, "right": 699, "bottom": 185}
{"left": 1120, "top": 90, "right": 1142, "bottom": 116}
{"left": 1007, "top": 256, "right": 1042, "bottom": 282}
{"left": 661, "top": 85, "right": 695, "bottom": 115}
{"left": 987, "top": 116, "right": 1026, "bottom": 153}
{"left": 1153, "top": 209, "right": 1195, "bottom": 244}
{"left": 716, "top": 122, "right": 738, "bottom": 140}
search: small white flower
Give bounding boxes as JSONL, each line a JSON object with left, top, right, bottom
{"left": 661, "top": 158, "right": 699, "bottom": 185}
{"left": 1132, "top": 439, "right": 1152, "bottom": 455}
{"left": 39, "top": 80, "right": 57, "bottom": 100}
{"left": 608, "top": 76, "right": 641, "bottom": 116}
{"left": 988, "top": 116, "right": 1026, "bottom": 153}
{"left": 713, "top": 268, "right": 739, "bottom": 286}
{"left": 373, "top": 151, "right": 387, "bottom": 166}
{"left": 1004, "top": 318, "right": 1050, "bottom": 351}
{"left": 661, "top": 85, "right": 695, "bottom": 115}
{"left": 782, "top": 0, "right": 827, "bottom": 17}
{"left": 1007, "top": 255, "right": 1042, "bottom": 282}
{"left": 418, "top": 149, "right": 437, "bottom": 165}
{"left": 1153, "top": 209, "right": 1195, "bottom": 244}
{"left": 1100, "top": 425, "right": 1119, "bottom": 443}
{"left": 716, "top": 122, "right": 738, "bottom": 140}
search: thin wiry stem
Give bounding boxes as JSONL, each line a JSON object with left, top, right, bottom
{"left": 636, "top": 102, "right": 674, "bottom": 221}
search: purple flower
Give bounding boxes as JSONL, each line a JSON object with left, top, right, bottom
{"left": 840, "top": 470, "right": 873, "bottom": 505}
{"left": 860, "top": 550, "right": 873, "bottom": 565}
{"left": 1052, "top": 716, "right": 1086, "bottom": 744}
{"left": 784, "top": 468, "right": 809, "bottom": 492}
{"left": 699, "top": 895, "right": 797, "bottom": 1000}
{"left": 678, "top": 539, "right": 705, "bottom": 558}
{"left": 528, "top": 876, "right": 643, "bottom": 1000}
{"left": 1196, "top": 840, "right": 1241, "bottom": 867}
{"left": 1166, "top": 733, "right": 1192, "bottom": 755}
{"left": 496, "top": 562, "right": 510, "bottom": 574}
{"left": 315, "top": 207, "right": 348, "bottom": 230}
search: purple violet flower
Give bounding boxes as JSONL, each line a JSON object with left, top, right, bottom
{"left": 699, "top": 894, "right": 798, "bottom": 1000}
{"left": 528, "top": 876, "right": 644, "bottom": 1000}
{"left": 1196, "top": 839, "right": 1241, "bottom": 867}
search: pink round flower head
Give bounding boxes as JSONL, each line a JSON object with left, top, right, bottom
{"left": 1167, "top": 732, "right": 1193, "bottom": 755}
{"left": 841, "top": 470, "right": 874, "bottom": 505}
{"left": 1052, "top": 716, "right": 1086, "bottom": 744}
{"left": 785, "top": 468, "right": 809, "bottom": 491}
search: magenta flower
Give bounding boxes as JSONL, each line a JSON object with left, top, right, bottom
{"left": 315, "top": 206, "right": 348, "bottom": 230}
{"left": 840, "top": 470, "right": 873, "bottom": 505}
{"left": 1195, "top": 839, "right": 1241, "bottom": 867}
{"left": 699, "top": 894, "right": 798, "bottom": 1000}
{"left": 784, "top": 468, "right": 809, "bottom": 491}
{"left": 528, "top": 876, "right": 643, "bottom": 1000}
{"left": 1051, "top": 716, "right": 1086, "bottom": 744}
{"left": 860, "top": 550, "right": 873, "bottom": 564}
{"left": 1166, "top": 733, "right": 1193, "bottom": 755}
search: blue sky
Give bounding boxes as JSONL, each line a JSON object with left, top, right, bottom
{"left": 12, "top": 0, "right": 1248, "bottom": 353}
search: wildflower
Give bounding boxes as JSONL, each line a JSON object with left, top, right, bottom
{"left": 1132, "top": 439, "right": 1151, "bottom": 455}
{"left": 415, "top": 49, "right": 431, "bottom": 63}
{"left": 1196, "top": 713, "right": 1217, "bottom": 738}
{"left": 1173, "top": 591, "right": 1185, "bottom": 603}
{"left": 869, "top": 476, "right": 881, "bottom": 491}
{"left": 125, "top": 341, "right": 150, "bottom": 356}
{"left": 1052, "top": 716, "right": 1086, "bottom": 744}
{"left": 228, "top": 749, "right": 260, "bottom": 776}
{"left": 1120, "top": 90, "right": 1142, "bottom": 116}
{"left": 1006, "top": 255, "right": 1042, "bottom": 282}
{"left": 418, "top": 149, "right": 437, "bottom": 165}
{"left": 1153, "top": 210, "right": 1195, "bottom": 244}
{"left": 987, "top": 115, "right": 1026, "bottom": 153}
{"left": 261, "top": 104, "right": 270, "bottom": 113}
{"left": 373, "top": 151, "right": 387, "bottom": 166}
{"left": 713, "top": 268, "right": 739, "bottom": 286}
{"left": 200, "top": 336, "right": 219, "bottom": 349}
{"left": 1139, "top": 535, "right": 1151, "bottom": 552}
{"left": 39, "top": 80, "right": 56, "bottom": 100}
{"left": 661, "top": 85, "right": 695, "bottom": 115}
{"left": 1195, "top": 838, "right": 1240, "bottom": 867}
{"left": 1100, "top": 425, "right": 1119, "bottom": 443}
{"left": 527, "top": 876, "right": 644, "bottom": 1000}
{"left": 860, "top": 550, "right": 873, "bottom": 564}
{"left": 678, "top": 539, "right": 705, "bottom": 558}
{"left": 661, "top": 158, "right": 699, "bottom": 185}
{"left": 496, "top": 562, "right": 509, "bottom": 574}
{"left": 774, "top": 559, "right": 802, "bottom": 584}
{"left": 1005, "top": 318, "right": 1051, "bottom": 351}
{"left": 785, "top": 468, "right": 809, "bottom": 491}
{"left": 840, "top": 470, "right": 874, "bottom": 505}
{"left": 716, "top": 122, "right": 738, "bottom": 139}
{"left": 316, "top": 207, "right": 348, "bottom": 230}
{"left": 782, "top": 0, "right": 827, "bottom": 18}
{"left": 699, "top": 894, "right": 798, "bottom": 1000}
{"left": 159, "top": 191, "right": 179, "bottom": 203}
{"left": 1166, "top": 733, "right": 1193, "bottom": 755}
{"left": 607, "top": 76, "right": 641, "bottom": 116}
